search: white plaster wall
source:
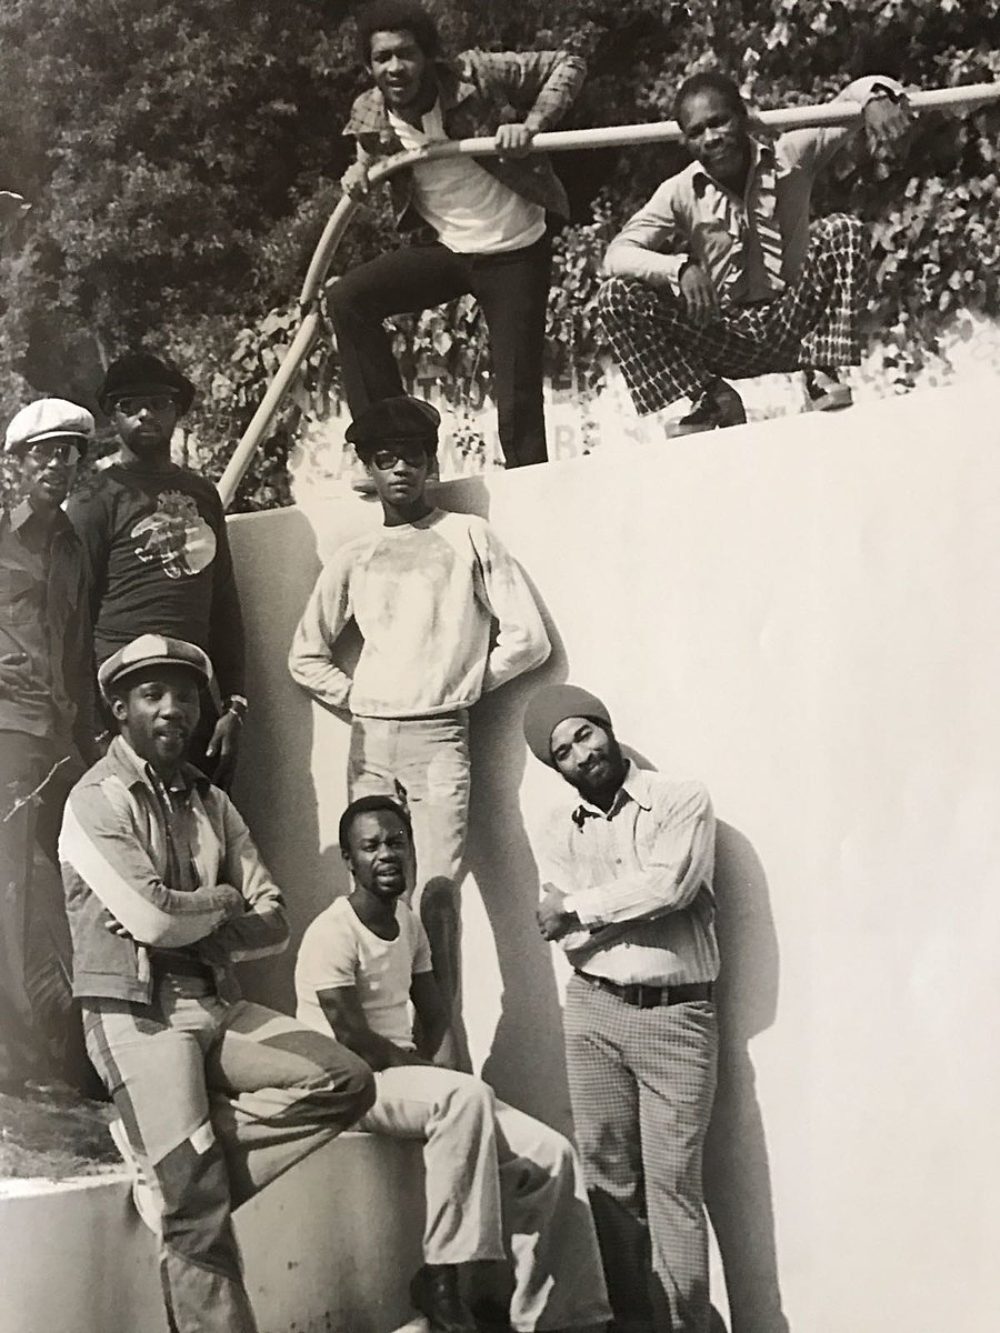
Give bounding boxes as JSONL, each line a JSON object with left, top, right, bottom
{"left": 228, "top": 378, "right": 1000, "bottom": 1333}
{"left": 0, "top": 1135, "right": 425, "bottom": 1333}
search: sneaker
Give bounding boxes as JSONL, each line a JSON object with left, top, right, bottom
{"left": 109, "top": 1116, "right": 164, "bottom": 1236}
{"left": 804, "top": 368, "right": 853, "bottom": 411}
{"left": 672, "top": 379, "right": 747, "bottom": 436}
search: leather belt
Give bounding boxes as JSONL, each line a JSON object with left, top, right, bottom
{"left": 574, "top": 970, "right": 713, "bottom": 1009}
{"left": 152, "top": 956, "right": 216, "bottom": 984}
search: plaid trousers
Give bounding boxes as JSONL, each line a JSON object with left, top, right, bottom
{"left": 84, "top": 976, "right": 375, "bottom": 1333}
{"left": 598, "top": 213, "right": 871, "bottom": 416}
{"left": 564, "top": 976, "right": 719, "bottom": 1333}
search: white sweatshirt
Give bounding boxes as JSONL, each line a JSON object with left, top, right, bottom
{"left": 288, "top": 509, "right": 550, "bottom": 718}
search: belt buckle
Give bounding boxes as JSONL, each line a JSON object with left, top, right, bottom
{"left": 625, "top": 983, "right": 660, "bottom": 1009}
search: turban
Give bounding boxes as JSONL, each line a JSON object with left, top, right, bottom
{"left": 522, "top": 684, "right": 612, "bottom": 767}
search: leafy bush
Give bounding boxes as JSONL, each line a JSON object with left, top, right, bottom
{"left": 1, "top": 1, "right": 998, "bottom": 506}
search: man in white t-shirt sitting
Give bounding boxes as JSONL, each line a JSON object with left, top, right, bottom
{"left": 295, "top": 795, "right": 610, "bottom": 1333}
{"left": 328, "top": 0, "right": 587, "bottom": 468}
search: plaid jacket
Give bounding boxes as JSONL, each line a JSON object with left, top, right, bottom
{"left": 344, "top": 47, "right": 586, "bottom": 231}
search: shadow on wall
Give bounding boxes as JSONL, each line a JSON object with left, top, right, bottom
{"left": 231, "top": 507, "right": 353, "bottom": 1013}
{"left": 704, "top": 822, "right": 790, "bottom": 1333}
{"left": 465, "top": 606, "right": 573, "bottom": 1131}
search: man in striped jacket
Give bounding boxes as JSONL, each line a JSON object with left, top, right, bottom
{"left": 59, "top": 633, "right": 375, "bottom": 1333}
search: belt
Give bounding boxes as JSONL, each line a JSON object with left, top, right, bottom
{"left": 152, "top": 956, "right": 216, "bottom": 984}
{"left": 574, "top": 970, "right": 713, "bottom": 1009}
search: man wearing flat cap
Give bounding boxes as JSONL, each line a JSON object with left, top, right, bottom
{"left": 290, "top": 394, "right": 550, "bottom": 1060}
{"left": 0, "top": 398, "right": 98, "bottom": 1092}
{"left": 67, "top": 351, "right": 247, "bottom": 785}
{"left": 59, "top": 632, "right": 375, "bottom": 1333}
{"left": 523, "top": 684, "right": 719, "bottom": 1333}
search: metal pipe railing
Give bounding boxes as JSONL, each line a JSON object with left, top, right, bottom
{"left": 217, "top": 80, "right": 1000, "bottom": 507}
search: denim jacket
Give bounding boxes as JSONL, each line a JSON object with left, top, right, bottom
{"left": 59, "top": 737, "right": 288, "bottom": 1004}
{"left": 344, "top": 47, "right": 587, "bottom": 231}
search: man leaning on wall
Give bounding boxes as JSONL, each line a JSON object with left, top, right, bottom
{"left": 524, "top": 684, "right": 720, "bottom": 1333}
{"left": 327, "top": 0, "right": 587, "bottom": 468}
{"left": 598, "top": 69, "right": 912, "bottom": 434}
{"left": 288, "top": 395, "right": 550, "bottom": 1067}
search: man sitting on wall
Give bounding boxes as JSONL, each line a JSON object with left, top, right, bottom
{"left": 288, "top": 395, "right": 550, "bottom": 1065}
{"left": 598, "top": 71, "right": 912, "bottom": 433}
{"left": 328, "top": 0, "right": 587, "bottom": 468}
{"left": 59, "top": 633, "right": 375, "bottom": 1333}
{"left": 295, "top": 793, "right": 611, "bottom": 1333}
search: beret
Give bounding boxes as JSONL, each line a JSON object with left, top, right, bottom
{"left": 522, "top": 684, "right": 613, "bottom": 767}
{"left": 98, "top": 352, "right": 196, "bottom": 415}
{"left": 4, "top": 398, "right": 95, "bottom": 455}
{"left": 345, "top": 395, "right": 441, "bottom": 446}
{"left": 98, "top": 633, "right": 213, "bottom": 700}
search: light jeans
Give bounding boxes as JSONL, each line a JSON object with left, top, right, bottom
{"left": 84, "top": 975, "right": 375, "bottom": 1333}
{"left": 358, "top": 1063, "right": 611, "bottom": 1332}
{"left": 348, "top": 712, "right": 470, "bottom": 1010}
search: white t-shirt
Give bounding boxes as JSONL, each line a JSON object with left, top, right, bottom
{"left": 295, "top": 896, "right": 433, "bottom": 1050}
{"left": 388, "top": 102, "right": 546, "bottom": 254}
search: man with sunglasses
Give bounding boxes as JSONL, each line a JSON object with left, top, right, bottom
{"left": 0, "top": 398, "right": 98, "bottom": 1092}
{"left": 289, "top": 396, "right": 550, "bottom": 1061}
{"left": 67, "top": 352, "right": 247, "bottom": 786}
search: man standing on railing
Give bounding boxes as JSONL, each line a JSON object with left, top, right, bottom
{"left": 67, "top": 352, "right": 247, "bottom": 785}
{"left": 598, "top": 72, "right": 911, "bottom": 433}
{"left": 328, "top": 0, "right": 587, "bottom": 468}
{"left": 288, "top": 396, "right": 550, "bottom": 1066}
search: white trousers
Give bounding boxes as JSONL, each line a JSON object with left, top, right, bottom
{"left": 357, "top": 1065, "right": 611, "bottom": 1332}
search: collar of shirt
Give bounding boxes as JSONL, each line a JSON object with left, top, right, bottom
{"left": 691, "top": 139, "right": 786, "bottom": 297}
{"left": 572, "top": 760, "right": 653, "bottom": 827}
{"left": 345, "top": 59, "right": 473, "bottom": 140}
{"left": 5, "top": 497, "right": 76, "bottom": 542}
{"left": 107, "top": 733, "right": 210, "bottom": 803}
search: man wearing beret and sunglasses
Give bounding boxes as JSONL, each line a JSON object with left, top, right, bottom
{"left": 289, "top": 395, "right": 550, "bottom": 1064}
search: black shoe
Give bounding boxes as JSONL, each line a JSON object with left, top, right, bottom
{"left": 674, "top": 378, "right": 747, "bottom": 435}
{"left": 804, "top": 367, "right": 853, "bottom": 411}
{"left": 410, "top": 1264, "right": 477, "bottom": 1333}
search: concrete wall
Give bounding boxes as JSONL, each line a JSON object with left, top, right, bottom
{"left": 0, "top": 1135, "right": 425, "bottom": 1333}
{"left": 228, "top": 378, "right": 1000, "bottom": 1333}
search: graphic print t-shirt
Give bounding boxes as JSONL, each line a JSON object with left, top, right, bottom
{"left": 67, "top": 463, "right": 242, "bottom": 689}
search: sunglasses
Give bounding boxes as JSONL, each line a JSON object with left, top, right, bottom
{"left": 112, "top": 393, "right": 178, "bottom": 414}
{"left": 25, "top": 439, "right": 83, "bottom": 465}
{"left": 370, "top": 444, "right": 431, "bottom": 470}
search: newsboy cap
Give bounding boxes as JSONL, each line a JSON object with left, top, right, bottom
{"left": 4, "top": 398, "right": 95, "bottom": 455}
{"left": 98, "top": 352, "right": 196, "bottom": 415}
{"left": 98, "top": 634, "right": 213, "bottom": 700}
{"left": 522, "top": 684, "right": 613, "bottom": 767}
{"left": 344, "top": 395, "right": 441, "bottom": 448}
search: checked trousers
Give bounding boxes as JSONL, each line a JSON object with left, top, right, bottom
{"left": 598, "top": 213, "right": 870, "bottom": 416}
{"left": 84, "top": 975, "right": 375, "bottom": 1333}
{"left": 564, "top": 976, "right": 719, "bottom": 1333}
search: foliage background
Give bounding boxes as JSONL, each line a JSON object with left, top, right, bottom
{"left": 0, "top": 0, "right": 998, "bottom": 509}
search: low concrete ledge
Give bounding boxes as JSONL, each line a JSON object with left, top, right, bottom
{"left": 0, "top": 1132, "right": 426, "bottom": 1333}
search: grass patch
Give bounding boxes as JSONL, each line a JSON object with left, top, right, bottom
{"left": 0, "top": 1086, "right": 119, "bottom": 1181}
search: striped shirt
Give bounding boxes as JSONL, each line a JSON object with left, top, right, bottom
{"left": 537, "top": 764, "right": 719, "bottom": 986}
{"left": 604, "top": 76, "right": 902, "bottom": 307}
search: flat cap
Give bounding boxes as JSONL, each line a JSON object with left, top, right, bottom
{"left": 4, "top": 398, "right": 95, "bottom": 455}
{"left": 98, "top": 633, "right": 213, "bottom": 700}
{"left": 98, "top": 352, "right": 196, "bottom": 415}
{"left": 345, "top": 395, "right": 441, "bottom": 447}
{"left": 523, "top": 684, "right": 613, "bottom": 767}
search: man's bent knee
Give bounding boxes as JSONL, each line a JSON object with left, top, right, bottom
{"left": 596, "top": 276, "right": 651, "bottom": 321}
{"left": 318, "top": 1041, "right": 377, "bottom": 1121}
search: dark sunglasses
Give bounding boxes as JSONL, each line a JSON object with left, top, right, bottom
{"left": 112, "top": 393, "right": 178, "bottom": 414}
{"left": 370, "top": 444, "right": 431, "bottom": 470}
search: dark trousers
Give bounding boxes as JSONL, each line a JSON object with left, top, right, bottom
{"left": 328, "top": 233, "right": 552, "bottom": 468}
{"left": 0, "top": 730, "right": 92, "bottom": 1089}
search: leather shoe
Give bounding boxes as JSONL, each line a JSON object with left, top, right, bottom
{"left": 672, "top": 378, "right": 747, "bottom": 435}
{"left": 410, "top": 1264, "right": 477, "bottom": 1333}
